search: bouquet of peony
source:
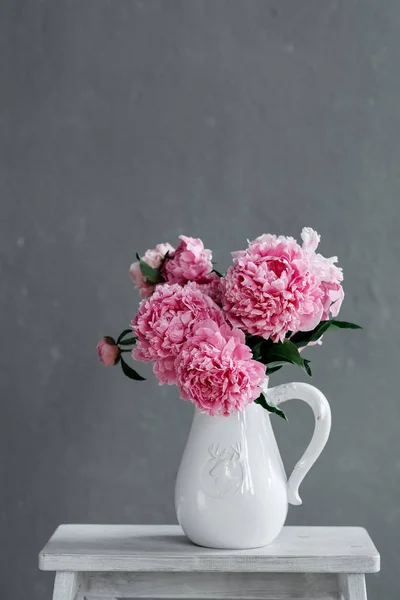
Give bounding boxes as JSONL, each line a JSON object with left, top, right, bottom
{"left": 97, "top": 229, "right": 360, "bottom": 420}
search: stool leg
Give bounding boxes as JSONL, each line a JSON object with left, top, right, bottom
{"left": 52, "top": 572, "right": 81, "bottom": 600}
{"left": 338, "top": 574, "right": 367, "bottom": 600}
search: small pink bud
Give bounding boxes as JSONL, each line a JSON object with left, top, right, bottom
{"left": 96, "top": 337, "right": 120, "bottom": 366}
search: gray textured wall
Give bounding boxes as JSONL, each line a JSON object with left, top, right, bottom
{"left": 1, "top": 1, "right": 398, "bottom": 598}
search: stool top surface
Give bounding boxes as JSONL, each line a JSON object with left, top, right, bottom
{"left": 39, "top": 524, "right": 380, "bottom": 573}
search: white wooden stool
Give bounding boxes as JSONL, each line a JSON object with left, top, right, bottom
{"left": 39, "top": 524, "right": 379, "bottom": 600}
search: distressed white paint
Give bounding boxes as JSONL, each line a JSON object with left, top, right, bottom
{"left": 338, "top": 574, "right": 367, "bottom": 600}
{"left": 81, "top": 597, "right": 117, "bottom": 600}
{"left": 40, "top": 525, "right": 379, "bottom": 600}
{"left": 83, "top": 571, "right": 339, "bottom": 599}
{"left": 175, "top": 382, "right": 331, "bottom": 549}
{"left": 52, "top": 572, "right": 82, "bottom": 600}
{"left": 46, "top": 572, "right": 372, "bottom": 600}
{"left": 39, "top": 525, "right": 380, "bottom": 573}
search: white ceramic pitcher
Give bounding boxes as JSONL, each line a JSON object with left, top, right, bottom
{"left": 175, "top": 381, "right": 331, "bottom": 549}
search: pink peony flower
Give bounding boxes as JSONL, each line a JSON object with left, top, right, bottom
{"left": 161, "top": 235, "right": 214, "bottom": 285}
{"left": 176, "top": 319, "right": 266, "bottom": 416}
{"left": 193, "top": 272, "right": 223, "bottom": 305}
{"left": 221, "top": 234, "right": 324, "bottom": 342}
{"left": 301, "top": 227, "right": 344, "bottom": 319}
{"left": 132, "top": 283, "right": 225, "bottom": 385}
{"left": 97, "top": 337, "right": 120, "bottom": 366}
{"left": 129, "top": 242, "right": 174, "bottom": 298}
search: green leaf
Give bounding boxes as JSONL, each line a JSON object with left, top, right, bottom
{"left": 119, "top": 337, "right": 137, "bottom": 346}
{"left": 135, "top": 251, "right": 141, "bottom": 261}
{"left": 246, "top": 335, "right": 272, "bottom": 360}
{"left": 120, "top": 357, "right": 146, "bottom": 381}
{"left": 290, "top": 319, "right": 362, "bottom": 348}
{"left": 289, "top": 321, "right": 332, "bottom": 348}
{"left": 303, "top": 359, "right": 312, "bottom": 377}
{"left": 263, "top": 360, "right": 287, "bottom": 369}
{"left": 251, "top": 341, "right": 264, "bottom": 361}
{"left": 254, "top": 393, "right": 287, "bottom": 421}
{"left": 140, "top": 259, "right": 164, "bottom": 284}
{"left": 247, "top": 337, "right": 310, "bottom": 376}
{"left": 261, "top": 339, "right": 311, "bottom": 376}
{"left": 117, "top": 329, "right": 133, "bottom": 344}
{"left": 328, "top": 320, "right": 362, "bottom": 330}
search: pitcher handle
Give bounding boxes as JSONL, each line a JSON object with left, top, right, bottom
{"left": 267, "top": 382, "right": 331, "bottom": 506}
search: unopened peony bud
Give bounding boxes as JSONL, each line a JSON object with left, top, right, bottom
{"left": 97, "top": 337, "right": 120, "bottom": 366}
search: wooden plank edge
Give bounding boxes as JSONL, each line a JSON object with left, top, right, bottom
{"left": 38, "top": 553, "right": 381, "bottom": 573}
